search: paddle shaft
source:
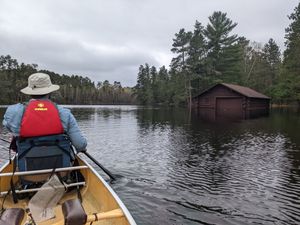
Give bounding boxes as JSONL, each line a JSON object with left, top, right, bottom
{"left": 86, "top": 209, "right": 124, "bottom": 222}
{"left": 0, "top": 137, "right": 10, "bottom": 144}
{"left": 83, "top": 151, "right": 116, "bottom": 180}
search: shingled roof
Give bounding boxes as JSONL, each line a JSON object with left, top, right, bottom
{"left": 196, "top": 83, "right": 270, "bottom": 99}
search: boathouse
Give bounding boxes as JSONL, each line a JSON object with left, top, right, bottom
{"left": 192, "top": 83, "right": 270, "bottom": 119}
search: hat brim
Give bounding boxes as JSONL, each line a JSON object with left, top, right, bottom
{"left": 20, "top": 85, "right": 60, "bottom": 95}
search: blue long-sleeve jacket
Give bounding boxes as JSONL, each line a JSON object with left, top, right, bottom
{"left": 2, "top": 101, "right": 87, "bottom": 151}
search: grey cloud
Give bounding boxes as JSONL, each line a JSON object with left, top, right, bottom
{"left": 0, "top": 0, "right": 297, "bottom": 86}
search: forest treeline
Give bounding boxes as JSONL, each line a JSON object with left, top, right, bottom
{"left": 135, "top": 3, "right": 300, "bottom": 106}
{"left": 0, "top": 55, "right": 136, "bottom": 105}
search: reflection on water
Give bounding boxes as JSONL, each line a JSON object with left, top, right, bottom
{"left": 1, "top": 106, "right": 300, "bottom": 225}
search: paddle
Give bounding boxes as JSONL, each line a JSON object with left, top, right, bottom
{"left": 81, "top": 151, "right": 116, "bottom": 181}
{"left": 0, "top": 138, "right": 10, "bottom": 144}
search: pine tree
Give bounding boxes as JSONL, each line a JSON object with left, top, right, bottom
{"left": 156, "top": 66, "right": 169, "bottom": 104}
{"left": 150, "top": 66, "right": 158, "bottom": 104}
{"left": 135, "top": 64, "right": 152, "bottom": 104}
{"left": 187, "top": 21, "right": 206, "bottom": 75}
{"left": 262, "top": 38, "right": 281, "bottom": 86}
{"left": 170, "top": 28, "right": 193, "bottom": 106}
{"left": 170, "top": 28, "right": 193, "bottom": 71}
{"left": 187, "top": 21, "right": 207, "bottom": 94}
{"left": 282, "top": 2, "right": 300, "bottom": 104}
{"left": 204, "top": 11, "right": 238, "bottom": 81}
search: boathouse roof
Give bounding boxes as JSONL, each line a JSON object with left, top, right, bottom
{"left": 195, "top": 83, "right": 270, "bottom": 99}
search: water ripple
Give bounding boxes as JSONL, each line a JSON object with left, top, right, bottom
{"left": 1, "top": 106, "right": 300, "bottom": 225}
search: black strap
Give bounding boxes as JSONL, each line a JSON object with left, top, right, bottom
{"left": 89, "top": 213, "right": 99, "bottom": 225}
{"left": 10, "top": 157, "right": 18, "bottom": 204}
{"left": 75, "top": 170, "right": 82, "bottom": 202}
{"left": 17, "top": 145, "right": 34, "bottom": 159}
{"left": 55, "top": 172, "right": 67, "bottom": 192}
{"left": 94, "top": 213, "right": 99, "bottom": 221}
{"left": 26, "top": 208, "right": 36, "bottom": 225}
{"left": 48, "top": 157, "right": 67, "bottom": 192}
{"left": 73, "top": 159, "right": 83, "bottom": 202}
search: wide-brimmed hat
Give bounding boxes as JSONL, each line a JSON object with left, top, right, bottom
{"left": 21, "top": 73, "right": 60, "bottom": 95}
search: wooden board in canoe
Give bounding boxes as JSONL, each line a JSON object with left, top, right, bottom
{"left": 0, "top": 154, "right": 137, "bottom": 225}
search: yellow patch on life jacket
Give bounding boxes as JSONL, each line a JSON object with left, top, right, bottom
{"left": 34, "top": 108, "right": 48, "bottom": 111}
{"left": 34, "top": 102, "right": 48, "bottom": 111}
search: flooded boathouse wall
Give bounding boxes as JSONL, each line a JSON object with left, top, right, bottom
{"left": 192, "top": 83, "right": 270, "bottom": 120}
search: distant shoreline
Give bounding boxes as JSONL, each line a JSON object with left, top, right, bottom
{"left": 271, "top": 104, "right": 299, "bottom": 108}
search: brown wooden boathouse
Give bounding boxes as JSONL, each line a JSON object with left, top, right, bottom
{"left": 192, "top": 83, "right": 270, "bottom": 120}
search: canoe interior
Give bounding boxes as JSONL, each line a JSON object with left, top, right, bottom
{"left": 0, "top": 156, "right": 131, "bottom": 225}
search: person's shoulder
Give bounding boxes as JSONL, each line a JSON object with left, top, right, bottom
{"left": 56, "top": 105, "right": 72, "bottom": 118}
{"left": 57, "top": 105, "right": 71, "bottom": 112}
{"left": 5, "top": 103, "right": 25, "bottom": 113}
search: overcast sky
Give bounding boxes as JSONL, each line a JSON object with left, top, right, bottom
{"left": 0, "top": 0, "right": 297, "bottom": 86}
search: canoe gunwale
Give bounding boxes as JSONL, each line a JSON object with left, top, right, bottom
{"left": 77, "top": 153, "right": 137, "bottom": 225}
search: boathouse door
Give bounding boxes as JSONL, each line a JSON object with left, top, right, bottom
{"left": 216, "top": 97, "right": 243, "bottom": 119}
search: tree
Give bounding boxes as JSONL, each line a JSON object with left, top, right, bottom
{"left": 170, "top": 28, "right": 193, "bottom": 71}
{"left": 156, "top": 66, "right": 169, "bottom": 104}
{"left": 204, "top": 11, "right": 238, "bottom": 81}
{"left": 262, "top": 38, "right": 281, "bottom": 86}
{"left": 187, "top": 21, "right": 206, "bottom": 75}
{"left": 135, "top": 64, "right": 152, "bottom": 104}
{"left": 187, "top": 21, "right": 207, "bottom": 95}
{"left": 150, "top": 66, "right": 158, "bottom": 104}
{"left": 170, "top": 28, "right": 193, "bottom": 106}
{"left": 282, "top": 2, "right": 300, "bottom": 105}
{"left": 0, "top": 55, "right": 136, "bottom": 105}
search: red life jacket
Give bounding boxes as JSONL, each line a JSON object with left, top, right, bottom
{"left": 20, "top": 100, "right": 64, "bottom": 138}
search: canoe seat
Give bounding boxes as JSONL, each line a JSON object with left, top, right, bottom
{"left": 62, "top": 199, "right": 125, "bottom": 225}
{"left": 62, "top": 199, "right": 87, "bottom": 225}
{"left": 0, "top": 208, "right": 24, "bottom": 225}
{"left": 16, "top": 134, "right": 74, "bottom": 183}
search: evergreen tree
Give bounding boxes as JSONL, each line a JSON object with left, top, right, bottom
{"left": 156, "top": 66, "right": 169, "bottom": 104}
{"left": 170, "top": 28, "right": 193, "bottom": 106}
{"left": 262, "top": 38, "right": 281, "bottom": 86}
{"left": 204, "top": 11, "right": 238, "bottom": 81}
{"left": 170, "top": 28, "right": 193, "bottom": 71}
{"left": 135, "top": 64, "right": 152, "bottom": 104}
{"left": 282, "top": 2, "right": 300, "bottom": 104}
{"left": 0, "top": 55, "right": 135, "bottom": 105}
{"left": 187, "top": 21, "right": 206, "bottom": 75}
{"left": 187, "top": 21, "right": 207, "bottom": 94}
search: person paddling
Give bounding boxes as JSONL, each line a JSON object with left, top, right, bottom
{"left": 2, "top": 72, "right": 87, "bottom": 152}
{"left": 2, "top": 72, "right": 87, "bottom": 184}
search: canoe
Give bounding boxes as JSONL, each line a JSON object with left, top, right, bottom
{"left": 0, "top": 154, "right": 137, "bottom": 225}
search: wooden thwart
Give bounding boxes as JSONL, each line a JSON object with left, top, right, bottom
{"left": 0, "top": 182, "right": 86, "bottom": 196}
{"left": 0, "top": 165, "right": 88, "bottom": 177}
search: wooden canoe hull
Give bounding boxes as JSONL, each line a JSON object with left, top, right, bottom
{"left": 0, "top": 154, "right": 137, "bottom": 225}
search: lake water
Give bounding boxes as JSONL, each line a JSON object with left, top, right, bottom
{"left": 0, "top": 105, "right": 300, "bottom": 225}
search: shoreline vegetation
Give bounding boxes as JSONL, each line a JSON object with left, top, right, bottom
{"left": 0, "top": 56, "right": 136, "bottom": 105}
{"left": 134, "top": 5, "right": 300, "bottom": 108}
{"left": 1, "top": 4, "right": 300, "bottom": 107}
